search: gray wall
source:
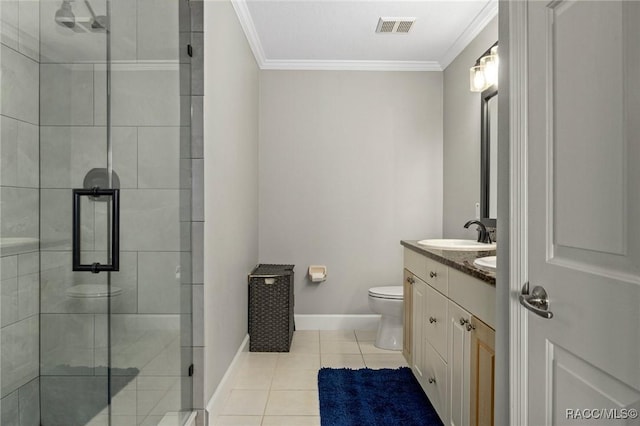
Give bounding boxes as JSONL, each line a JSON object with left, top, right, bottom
{"left": 202, "top": 0, "right": 260, "bottom": 405}
{"left": 0, "top": 0, "right": 41, "bottom": 423}
{"left": 259, "top": 71, "right": 443, "bottom": 315}
{"left": 443, "top": 17, "right": 498, "bottom": 238}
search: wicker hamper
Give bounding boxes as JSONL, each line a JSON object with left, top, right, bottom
{"left": 248, "top": 264, "right": 295, "bottom": 352}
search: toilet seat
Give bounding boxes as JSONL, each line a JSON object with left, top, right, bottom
{"left": 368, "top": 286, "right": 403, "bottom": 300}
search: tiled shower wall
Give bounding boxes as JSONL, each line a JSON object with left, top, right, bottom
{"left": 37, "top": 0, "right": 193, "bottom": 424}
{"left": 0, "top": 0, "right": 41, "bottom": 424}
{"left": 1, "top": 0, "right": 201, "bottom": 424}
{"left": 189, "top": 1, "right": 206, "bottom": 424}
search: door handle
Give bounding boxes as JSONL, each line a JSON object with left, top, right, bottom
{"left": 519, "top": 282, "right": 553, "bottom": 319}
{"left": 72, "top": 187, "right": 120, "bottom": 273}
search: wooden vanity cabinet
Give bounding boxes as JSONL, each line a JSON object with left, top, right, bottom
{"left": 403, "top": 269, "right": 413, "bottom": 365}
{"left": 403, "top": 247, "right": 495, "bottom": 426}
{"left": 470, "top": 317, "right": 495, "bottom": 426}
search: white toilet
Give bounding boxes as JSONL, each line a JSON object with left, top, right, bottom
{"left": 368, "top": 286, "right": 404, "bottom": 350}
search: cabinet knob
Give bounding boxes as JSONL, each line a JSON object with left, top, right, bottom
{"left": 466, "top": 322, "right": 476, "bottom": 332}
{"left": 428, "top": 377, "right": 436, "bottom": 384}
{"left": 459, "top": 318, "right": 468, "bottom": 326}
{"left": 430, "top": 271, "right": 438, "bottom": 278}
{"left": 407, "top": 276, "right": 415, "bottom": 284}
{"left": 429, "top": 317, "right": 437, "bottom": 324}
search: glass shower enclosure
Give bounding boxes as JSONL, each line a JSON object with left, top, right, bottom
{"left": 1, "top": 0, "right": 194, "bottom": 424}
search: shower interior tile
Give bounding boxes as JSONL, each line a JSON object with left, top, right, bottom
{"left": 1, "top": 117, "right": 39, "bottom": 188}
{"left": 180, "top": 189, "right": 193, "bottom": 223}
{"left": 191, "top": 159, "right": 204, "bottom": 221}
{"left": 138, "top": 127, "right": 181, "bottom": 189}
{"left": 137, "top": 0, "right": 179, "bottom": 61}
{"left": 18, "top": 0, "right": 40, "bottom": 61}
{"left": 191, "top": 222, "right": 203, "bottom": 283}
{"left": 0, "top": 0, "right": 18, "bottom": 49}
{"left": 179, "top": 250, "right": 192, "bottom": 284}
{"left": 40, "top": 188, "right": 94, "bottom": 251}
{"left": 40, "top": 126, "right": 106, "bottom": 189}
{"left": 180, "top": 62, "right": 191, "bottom": 96}
{"left": 110, "top": 65, "right": 181, "bottom": 126}
{"left": 110, "top": 379, "right": 138, "bottom": 417}
{"left": 191, "top": 96, "right": 204, "bottom": 158}
{"left": 138, "top": 252, "right": 182, "bottom": 314}
{"left": 110, "top": 252, "right": 139, "bottom": 314}
{"left": 0, "top": 187, "right": 38, "bottom": 239}
{"left": 40, "top": 64, "right": 95, "bottom": 126}
{"left": 18, "top": 377, "right": 40, "bottom": 426}
{"left": 1, "top": 275, "right": 18, "bottom": 327}
{"left": 180, "top": 158, "right": 192, "bottom": 189}
{"left": 0, "top": 390, "right": 19, "bottom": 425}
{"left": 180, "top": 311, "right": 193, "bottom": 348}
{"left": 40, "top": 376, "right": 109, "bottom": 426}
{"left": 191, "top": 1, "right": 204, "bottom": 32}
{"left": 0, "top": 44, "right": 38, "bottom": 125}
{"left": 110, "top": 0, "right": 138, "bottom": 61}
{"left": 190, "top": 32, "right": 204, "bottom": 96}
{"left": 94, "top": 66, "right": 107, "bottom": 126}
{"left": 180, "top": 126, "right": 192, "bottom": 159}
{"left": 1, "top": 256, "right": 18, "bottom": 328}
{"left": 1, "top": 315, "right": 39, "bottom": 397}
{"left": 40, "top": 313, "right": 96, "bottom": 376}
{"left": 112, "top": 127, "right": 138, "bottom": 189}
{"left": 1, "top": 255, "right": 17, "bottom": 280}
{"left": 119, "top": 190, "right": 180, "bottom": 251}
{"left": 17, "top": 271, "right": 38, "bottom": 320}
{"left": 109, "top": 314, "right": 180, "bottom": 372}
{"left": 192, "top": 284, "right": 204, "bottom": 347}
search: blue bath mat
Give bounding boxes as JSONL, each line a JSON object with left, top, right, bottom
{"left": 318, "top": 367, "right": 443, "bottom": 426}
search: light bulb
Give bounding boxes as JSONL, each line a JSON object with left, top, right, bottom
{"left": 480, "top": 51, "right": 499, "bottom": 87}
{"left": 470, "top": 65, "right": 486, "bottom": 92}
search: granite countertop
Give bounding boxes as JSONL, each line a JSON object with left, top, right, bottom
{"left": 401, "top": 240, "right": 496, "bottom": 285}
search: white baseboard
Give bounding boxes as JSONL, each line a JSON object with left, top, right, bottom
{"left": 206, "top": 334, "right": 250, "bottom": 422}
{"left": 295, "top": 314, "right": 380, "bottom": 330}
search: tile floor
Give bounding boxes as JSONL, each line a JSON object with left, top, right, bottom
{"left": 212, "top": 330, "right": 409, "bottom": 426}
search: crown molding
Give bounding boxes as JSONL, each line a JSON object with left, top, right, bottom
{"left": 261, "top": 59, "right": 442, "bottom": 72}
{"left": 231, "top": 0, "right": 266, "bottom": 66}
{"left": 438, "top": 0, "right": 498, "bottom": 70}
{"left": 232, "top": 0, "right": 496, "bottom": 72}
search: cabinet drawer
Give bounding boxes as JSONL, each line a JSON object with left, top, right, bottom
{"left": 425, "top": 284, "right": 448, "bottom": 359}
{"left": 448, "top": 268, "right": 495, "bottom": 328}
{"left": 424, "top": 341, "right": 449, "bottom": 425}
{"left": 404, "top": 248, "right": 427, "bottom": 281}
{"left": 425, "top": 257, "right": 448, "bottom": 295}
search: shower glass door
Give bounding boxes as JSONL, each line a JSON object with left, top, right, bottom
{"left": 38, "top": 0, "right": 192, "bottom": 425}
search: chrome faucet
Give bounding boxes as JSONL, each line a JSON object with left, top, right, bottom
{"left": 464, "top": 220, "right": 492, "bottom": 244}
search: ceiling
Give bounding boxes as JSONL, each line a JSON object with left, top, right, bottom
{"left": 232, "top": 0, "right": 498, "bottom": 71}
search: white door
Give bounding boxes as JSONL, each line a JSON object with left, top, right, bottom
{"left": 524, "top": 0, "right": 640, "bottom": 424}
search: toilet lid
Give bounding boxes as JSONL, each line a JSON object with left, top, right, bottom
{"left": 369, "top": 286, "right": 403, "bottom": 299}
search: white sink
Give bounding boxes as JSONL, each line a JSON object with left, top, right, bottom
{"left": 417, "top": 239, "right": 497, "bottom": 251}
{"left": 474, "top": 256, "right": 497, "bottom": 270}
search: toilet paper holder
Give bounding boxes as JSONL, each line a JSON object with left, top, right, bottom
{"left": 308, "top": 265, "right": 327, "bottom": 282}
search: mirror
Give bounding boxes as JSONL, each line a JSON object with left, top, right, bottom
{"left": 481, "top": 87, "right": 497, "bottom": 226}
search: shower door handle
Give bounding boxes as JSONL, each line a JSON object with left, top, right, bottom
{"left": 72, "top": 187, "right": 120, "bottom": 273}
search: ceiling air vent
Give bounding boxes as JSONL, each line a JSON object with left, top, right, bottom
{"left": 375, "top": 17, "right": 416, "bottom": 34}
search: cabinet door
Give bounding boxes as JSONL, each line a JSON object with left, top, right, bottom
{"left": 403, "top": 269, "right": 413, "bottom": 365}
{"left": 425, "top": 284, "right": 448, "bottom": 359}
{"left": 424, "top": 341, "right": 449, "bottom": 424}
{"left": 448, "top": 301, "right": 472, "bottom": 426}
{"left": 412, "top": 279, "right": 427, "bottom": 386}
{"left": 470, "top": 317, "right": 495, "bottom": 426}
